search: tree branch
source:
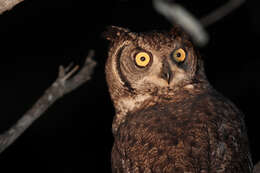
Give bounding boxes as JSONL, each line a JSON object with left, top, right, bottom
{"left": 153, "top": 0, "right": 245, "bottom": 46}
{"left": 200, "top": 0, "right": 245, "bottom": 27}
{"left": 0, "top": 50, "right": 97, "bottom": 154}
{"left": 153, "top": 0, "right": 209, "bottom": 46}
{"left": 0, "top": 0, "right": 24, "bottom": 14}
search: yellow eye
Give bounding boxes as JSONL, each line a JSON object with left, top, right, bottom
{"left": 135, "top": 52, "right": 151, "bottom": 67}
{"left": 173, "top": 48, "right": 186, "bottom": 63}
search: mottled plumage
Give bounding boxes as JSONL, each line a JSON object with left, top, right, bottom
{"left": 104, "top": 26, "right": 252, "bottom": 173}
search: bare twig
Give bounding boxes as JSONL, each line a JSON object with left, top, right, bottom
{"left": 153, "top": 0, "right": 209, "bottom": 46}
{"left": 153, "top": 0, "right": 245, "bottom": 46}
{"left": 201, "top": 0, "right": 245, "bottom": 27}
{"left": 0, "top": 0, "right": 24, "bottom": 14}
{"left": 0, "top": 50, "right": 97, "bottom": 154}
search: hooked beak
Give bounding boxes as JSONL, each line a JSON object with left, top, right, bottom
{"left": 160, "top": 61, "right": 173, "bottom": 84}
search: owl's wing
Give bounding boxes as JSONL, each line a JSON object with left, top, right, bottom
{"left": 208, "top": 92, "right": 253, "bottom": 172}
{"left": 214, "top": 101, "right": 254, "bottom": 172}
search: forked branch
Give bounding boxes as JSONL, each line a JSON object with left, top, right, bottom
{"left": 0, "top": 50, "right": 97, "bottom": 154}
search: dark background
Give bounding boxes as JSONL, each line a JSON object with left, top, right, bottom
{"left": 0, "top": 0, "right": 259, "bottom": 172}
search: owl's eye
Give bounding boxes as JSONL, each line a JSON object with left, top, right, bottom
{"left": 172, "top": 48, "right": 186, "bottom": 63}
{"left": 135, "top": 52, "right": 151, "bottom": 67}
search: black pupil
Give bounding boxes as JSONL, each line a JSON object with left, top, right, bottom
{"left": 176, "top": 52, "right": 181, "bottom": 57}
{"left": 140, "top": 57, "right": 146, "bottom": 61}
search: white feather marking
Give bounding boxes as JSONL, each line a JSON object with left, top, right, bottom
{"left": 113, "top": 94, "right": 152, "bottom": 133}
{"left": 184, "top": 84, "right": 194, "bottom": 90}
{"left": 117, "top": 94, "right": 151, "bottom": 112}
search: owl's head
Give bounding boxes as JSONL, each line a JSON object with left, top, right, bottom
{"left": 104, "top": 26, "right": 206, "bottom": 106}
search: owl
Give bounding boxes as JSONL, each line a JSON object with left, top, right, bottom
{"left": 104, "top": 26, "right": 253, "bottom": 173}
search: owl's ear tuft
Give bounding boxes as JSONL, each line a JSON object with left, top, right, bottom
{"left": 169, "top": 25, "right": 189, "bottom": 40}
{"left": 102, "top": 26, "right": 133, "bottom": 41}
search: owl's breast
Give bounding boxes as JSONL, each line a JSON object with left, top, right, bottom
{"left": 112, "top": 91, "right": 252, "bottom": 173}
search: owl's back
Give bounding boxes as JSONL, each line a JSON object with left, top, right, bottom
{"left": 112, "top": 88, "right": 252, "bottom": 173}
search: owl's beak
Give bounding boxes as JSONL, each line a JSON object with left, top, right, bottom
{"left": 160, "top": 62, "right": 173, "bottom": 84}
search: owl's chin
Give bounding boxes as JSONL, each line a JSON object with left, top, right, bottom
{"left": 143, "top": 86, "right": 176, "bottom": 98}
{"left": 144, "top": 83, "right": 195, "bottom": 99}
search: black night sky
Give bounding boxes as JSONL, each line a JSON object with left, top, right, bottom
{"left": 0, "top": 0, "right": 259, "bottom": 172}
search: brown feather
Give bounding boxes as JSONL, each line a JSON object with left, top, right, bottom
{"left": 112, "top": 86, "right": 252, "bottom": 173}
